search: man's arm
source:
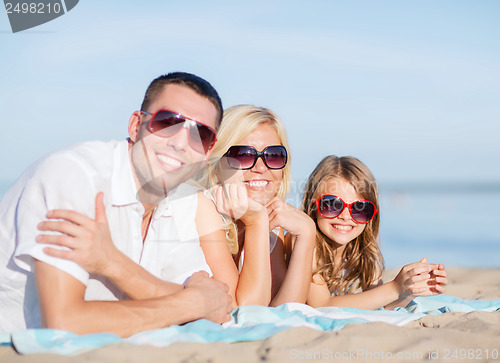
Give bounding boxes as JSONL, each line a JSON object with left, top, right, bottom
{"left": 37, "top": 193, "right": 184, "bottom": 300}
{"left": 35, "top": 260, "right": 231, "bottom": 337}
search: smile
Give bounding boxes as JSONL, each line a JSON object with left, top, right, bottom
{"left": 332, "top": 224, "right": 354, "bottom": 232}
{"left": 157, "top": 153, "right": 183, "bottom": 170}
{"left": 244, "top": 180, "right": 269, "bottom": 188}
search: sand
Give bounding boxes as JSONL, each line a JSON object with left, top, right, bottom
{"left": 1, "top": 267, "right": 499, "bottom": 362}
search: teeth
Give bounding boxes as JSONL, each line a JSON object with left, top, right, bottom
{"left": 333, "top": 225, "right": 353, "bottom": 231}
{"left": 245, "top": 180, "right": 269, "bottom": 188}
{"left": 157, "top": 154, "right": 181, "bottom": 168}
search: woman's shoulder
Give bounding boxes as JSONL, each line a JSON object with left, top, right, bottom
{"left": 196, "top": 189, "right": 218, "bottom": 213}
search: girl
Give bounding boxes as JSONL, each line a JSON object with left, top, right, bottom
{"left": 196, "top": 105, "right": 316, "bottom": 307}
{"left": 302, "top": 155, "right": 447, "bottom": 309}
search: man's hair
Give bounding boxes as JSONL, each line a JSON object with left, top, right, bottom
{"left": 140, "top": 72, "right": 223, "bottom": 129}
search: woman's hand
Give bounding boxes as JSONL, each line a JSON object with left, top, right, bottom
{"left": 214, "top": 183, "right": 267, "bottom": 226}
{"left": 36, "top": 192, "right": 120, "bottom": 276}
{"left": 266, "top": 197, "right": 316, "bottom": 239}
{"left": 266, "top": 198, "right": 316, "bottom": 306}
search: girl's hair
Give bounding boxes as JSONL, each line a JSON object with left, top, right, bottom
{"left": 302, "top": 155, "right": 384, "bottom": 295}
{"left": 198, "top": 104, "right": 291, "bottom": 254}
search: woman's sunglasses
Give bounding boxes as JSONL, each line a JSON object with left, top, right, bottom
{"left": 315, "top": 195, "right": 377, "bottom": 224}
{"left": 140, "top": 109, "right": 217, "bottom": 154}
{"left": 225, "top": 145, "right": 287, "bottom": 170}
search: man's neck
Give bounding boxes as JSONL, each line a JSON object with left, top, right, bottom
{"left": 142, "top": 202, "right": 156, "bottom": 217}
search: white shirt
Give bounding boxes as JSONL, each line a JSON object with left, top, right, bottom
{"left": 0, "top": 139, "right": 211, "bottom": 332}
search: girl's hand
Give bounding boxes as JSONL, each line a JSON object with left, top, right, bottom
{"left": 266, "top": 197, "right": 316, "bottom": 239}
{"left": 36, "top": 192, "right": 120, "bottom": 276}
{"left": 393, "top": 257, "right": 447, "bottom": 298}
{"left": 428, "top": 263, "right": 448, "bottom": 293}
{"left": 392, "top": 257, "right": 433, "bottom": 297}
{"left": 214, "top": 184, "right": 267, "bottom": 226}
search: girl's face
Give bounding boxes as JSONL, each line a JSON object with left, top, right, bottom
{"left": 220, "top": 123, "right": 283, "bottom": 205}
{"left": 315, "top": 177, "right": 367, "bottom": 249}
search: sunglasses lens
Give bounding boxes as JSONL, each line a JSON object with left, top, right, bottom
{"left": 226, "top": 146, "right": 256, "bottom": 169}
{"left": 318, "top": 196, "right": 344, "bottom": 218}
{"left": 263, "top": 146, "right": 287, "bottom": 169}
{"left": 350, "top": 201, "right": 376, "bottom": 223}
{"left": 150, "top": 111, "right": 184, "bottom": 135}
{"left": 149, "top": 111, "right": 216, "bottom": 154}
{"left": 188, "top": 121, "right": 216, "bottom": 153}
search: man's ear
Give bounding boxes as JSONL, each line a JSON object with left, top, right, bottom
{"left": 128, "top": 111, "right": 143, "bottom": 142}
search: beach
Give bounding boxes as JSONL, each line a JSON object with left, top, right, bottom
{"left": 1, "top": 266, "right": 499, "bottom": 363}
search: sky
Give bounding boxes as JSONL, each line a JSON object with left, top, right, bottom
{"left": 1, "top": 0, "right": 499, "bottom": 191}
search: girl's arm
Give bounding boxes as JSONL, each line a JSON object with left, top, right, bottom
{"left": 267, "top": 199, "right": 316, "bottom": 307}
{"left": 383, "top": 258, "right": 447, "bottom": 310}
{"left": 199, "top": 186, "right": 272, "bottom": 306}
{"left": 307, "top": 274, "right": 402, "bottom": 309}
{"left": 307, "top": 258, "right": 442, "bottom": 310}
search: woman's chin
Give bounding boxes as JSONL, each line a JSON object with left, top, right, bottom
{"left": 248, "top": 191, "right": 273, "bottom": 206}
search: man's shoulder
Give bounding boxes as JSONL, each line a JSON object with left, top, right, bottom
{"left": 50, "top": 139, "right": 122, "bottom": 162}
{"left": 36, "top": 139, "right": 124, "bottom": 174}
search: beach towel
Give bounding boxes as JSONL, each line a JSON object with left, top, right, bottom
{"left": 2, "top": 295, "right": 499, "bottom": 355}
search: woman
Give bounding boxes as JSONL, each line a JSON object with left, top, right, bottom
{"left": 195, "top": 105, "right": 316, "bottom": 307}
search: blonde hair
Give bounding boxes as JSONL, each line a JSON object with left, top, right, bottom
{"left": 199, "top": 104, "right": 291, "bottom": 254}
{"left": 302, "top": 155, "right": 384, "bottom": 295}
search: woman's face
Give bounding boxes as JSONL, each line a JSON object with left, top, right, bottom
{"left": 220, "top": 123, "right": 284, "bottom": 205}
{"left": 315, "top": 177, "right": 367, "bottom": 250}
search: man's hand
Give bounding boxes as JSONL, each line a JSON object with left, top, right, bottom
{"left": 184, "top": 271, "right": 233, "bottom": 324}
{"left": 36, "top": 192, "right": 120, "bottom": 276}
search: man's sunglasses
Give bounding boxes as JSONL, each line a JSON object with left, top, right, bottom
{"left": 315, "top": 195, "right": 377, "bottom": 224}
{"left": 140, "top": 109, "right": 217, "bottom": 154}
{"left": 225, "top": 145, "right": 287, "bottom": 170}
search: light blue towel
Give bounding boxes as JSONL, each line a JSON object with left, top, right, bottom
{"left": 3, "top": 295, "right": 499, "bottom": 355}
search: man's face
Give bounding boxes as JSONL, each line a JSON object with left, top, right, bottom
{"left": 129, "top": 83, "right": 218, "bottom": 203}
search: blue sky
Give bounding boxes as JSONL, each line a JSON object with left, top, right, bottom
{"left": 1, "top": 0, "right": 499, "bottom": 189}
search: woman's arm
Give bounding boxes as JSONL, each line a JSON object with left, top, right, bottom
{"left": 201, "top": 186, "right": 272, "bottom": 306}
{"left": 267, "top": 199, "right": 316, "bottom": 307}
{"left": 196, "top": 191, "right": 239, "bottom": 308}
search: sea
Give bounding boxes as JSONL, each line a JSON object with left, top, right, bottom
{"left": 286, "top": 181, "right": 500, "bottom": 269}
{"left": 1, "top": 179, "right": 499, "bottom": 269}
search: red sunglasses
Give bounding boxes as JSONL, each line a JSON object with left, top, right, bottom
{"left": 141, "top": 109, "right": 217, "bottom": 154}
{"left": 315, "top": 195, "right": 377, "bottom": 224}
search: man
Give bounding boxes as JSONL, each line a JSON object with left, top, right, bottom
{"left": 0, "top": 72, "right": 232, "bottom": 337}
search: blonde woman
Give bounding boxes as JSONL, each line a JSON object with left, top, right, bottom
{"left": 196, "top": 105, "right": 316, "bottom": 307}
